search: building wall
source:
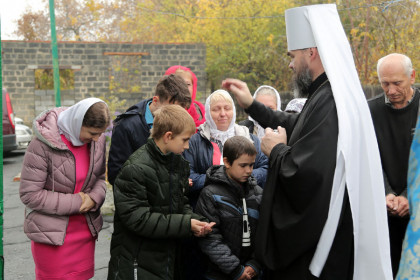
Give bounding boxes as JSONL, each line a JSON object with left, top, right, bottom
{"left": 2, "top": 41, "right": 206, "bottom": 125}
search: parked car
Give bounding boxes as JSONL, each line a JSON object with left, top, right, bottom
{"left": 14, "top": 116, "right": 24, "bottom": 125}
{"left": 15, "top": 123, "right": 32, "bottom": 149}
{"left": 3, "top": 88, "right": 18, "bottom": 153}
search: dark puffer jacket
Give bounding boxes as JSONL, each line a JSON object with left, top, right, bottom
{"left": 107, "top": 98, "right": 152, "bottom": 185}
{"left": 107, "top": 138, "right": 205, "bottom": 280}
{"left": 195, "top": 165, "right": 263, "bottom": 280}
{"left": 183, "top": 124, "right": 268, "bottom": 208}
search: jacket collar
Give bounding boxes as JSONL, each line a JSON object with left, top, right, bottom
{"left": 33, "top": 107, "right": 69, "bottom": 150}
{"left": 145, "top": 138, "right": 187, "bottom": 167}
{"left": 307, "top": 72, "right": 328, "bottom": 99}
{"left": 205, "top": 165, "right": 258, "bottom": 197}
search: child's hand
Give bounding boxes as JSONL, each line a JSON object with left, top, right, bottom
{"left": 201, "top": 222, "right": 216, "bottom": 235}
{"left": 244, "top": 266, "right": 256, "bottom": 279}
{"left": 238, "top": 268, "right": 252, "bottom": 280}
{"left": 191, "top": 220, "right": 216, "bottom": 237}
{"left": 188, "top": 178, "right": 193, "bottom": 187}
{"left": 191, "top": 219, "right": 208, "bottom": 237}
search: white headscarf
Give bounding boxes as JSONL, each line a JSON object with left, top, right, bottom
{"left": 57, "top": 97, "right": 106, "bottom": 146}
{"left": 285, "top": 4, "right": 392, "bottom": 279}
{"left": 249, "top": 85, "right": 282, "bottom": 139}
{"left": 204, "top": 89, "right": 236, "bottom": 146}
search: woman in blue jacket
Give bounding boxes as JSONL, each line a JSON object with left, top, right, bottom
{"left": 183, "top": 89, "right": 268, "bottom": 209}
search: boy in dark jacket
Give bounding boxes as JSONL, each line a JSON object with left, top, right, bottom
{"left": 108, "top": 105, "right": 215, "bottom": 280}
{"left": 196, "top": 136, "right": 263, "bottom": 280}
{"left": 107, "top": 74, "right": 192, "bottom": 185}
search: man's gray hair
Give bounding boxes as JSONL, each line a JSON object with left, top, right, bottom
{"left": 377, "top": 53, "right": 413, "bottom": 81}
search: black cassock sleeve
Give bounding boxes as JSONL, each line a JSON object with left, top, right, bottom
{"left": 245, "top": 100, "right": 299, "bottom": 137}
{"left": 255, "top": 88, "right": 339, "bottom": 271}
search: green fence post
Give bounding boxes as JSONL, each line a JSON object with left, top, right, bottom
{"left": 49, "top": 0, "right": 61, "bottom": 107}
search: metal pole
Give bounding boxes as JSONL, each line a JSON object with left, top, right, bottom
{"left": 49, "top": 0, "right": 61, "bottom": 107}
{"left": 0, "top": 22, "right": 5, "bottom": 280}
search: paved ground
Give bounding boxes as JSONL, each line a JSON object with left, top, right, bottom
{"left": 3, "top": 149, "right": 114, "bottom": 279}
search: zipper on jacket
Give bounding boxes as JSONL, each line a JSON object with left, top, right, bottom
{"left": 166, "top": 256, "right": 170, "bottom": 280}
{"left": 87, "top": 212, "right": 99, "bottom": 240}
{"left": 61, "top": 150, "right": 78, "bottom": 244}
{"left": 133, "top": 258, "right": 138, "bottom": 280}
{"left": 166, "top": 156, "right": 173, "bottom": 279}
{"left": 81, "top": 141, "right": 95, "bottom": 192}
{"left": 82, "top": 143, "right": 98, "bottom": 238}
{"left": 51, "top": 156, "right": 55, "bottom": 192}
{"left": 69, "top": 141, "right": 97, "bottom": 239}
{"left": 169, "top": 155, "right": 173, "bottom": 214}
{"left": 132, "top": 241, "right": 142, "bottom": 280}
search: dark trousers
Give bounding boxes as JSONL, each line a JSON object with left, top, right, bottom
{"left": 181, "top": 237, "right": 207, "bottom": 280}
{"left": 388, "top": 215, "right": 409, "bottom": 278}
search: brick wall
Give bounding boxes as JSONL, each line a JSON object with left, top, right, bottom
{"left": 1, "top": 41, "right": 206, "bottom": 125}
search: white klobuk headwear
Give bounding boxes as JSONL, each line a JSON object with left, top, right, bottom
{"left": 285, "top": 4, "right": 392, "bottom": 280}
{"left": 285, "top": 7, "right": 316, "bottom": 51}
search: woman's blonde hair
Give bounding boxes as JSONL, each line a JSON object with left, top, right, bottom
{"left": 151, "top": 105, "right": 196, "bottom": 140}
{"left": 209, "top": 90, "right": 233, "bottom": 107}
{"left": 174, "top": 68, "right": 192, "bottom": 82}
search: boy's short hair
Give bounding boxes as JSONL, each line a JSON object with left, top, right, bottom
{"left": 155, "top": 74, "right": 192, "bottom": 109}
{"left": 151, "top": 105, "right": 196, "bottom": 140}
{"left": 223, "top": 136, "right": 257, "bottom": 165}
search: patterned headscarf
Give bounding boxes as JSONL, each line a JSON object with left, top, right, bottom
{"left": 285, "top": 98, "right": 307, "bottom": 113}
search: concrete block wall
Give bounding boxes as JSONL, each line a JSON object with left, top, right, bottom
{"left": 2, "top": 41, "right": 206, "bottom": 125}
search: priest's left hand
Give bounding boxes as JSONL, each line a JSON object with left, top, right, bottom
{"left": 261, "top": 126, "right": 287, "bottom": 156}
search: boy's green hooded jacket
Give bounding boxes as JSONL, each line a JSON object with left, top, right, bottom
{"left": 107, "top": 138, "right": 204, "bottom": 280}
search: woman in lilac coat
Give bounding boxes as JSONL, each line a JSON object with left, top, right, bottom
{"left": 19, "top": 98, "right": 110, "bottom": 280}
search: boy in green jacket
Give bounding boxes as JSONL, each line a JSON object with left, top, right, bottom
{"left": 108, "top": 105, "right": 214, "bottom": 280}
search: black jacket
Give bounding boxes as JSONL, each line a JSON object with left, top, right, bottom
{"left": 196, "top": 165, "right": 263, "bottom": 280}
{"left": 107, "top": 98, "right": 152, "bottom": 185}
{"left": 183, "top": 125, "right": 268, "bottom": 209}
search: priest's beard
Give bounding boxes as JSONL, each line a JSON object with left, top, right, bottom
{"left": 292, "top": 67, "right": 313, "bottom": 98}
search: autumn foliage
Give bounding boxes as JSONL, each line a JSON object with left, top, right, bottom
{"left": 16, "top": 0, "right": 420, "bottom": 92}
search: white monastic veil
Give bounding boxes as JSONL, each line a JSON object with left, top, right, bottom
{"left": 294, "top": 4, "right": 392, "bottom": 279}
